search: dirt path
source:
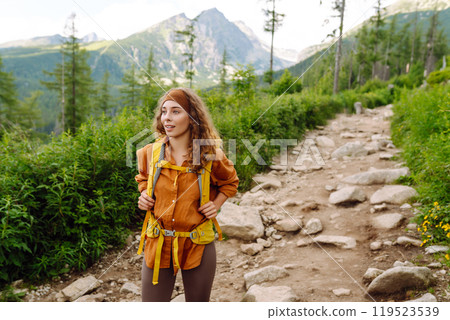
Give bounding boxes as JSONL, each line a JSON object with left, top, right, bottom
{"left": 21, "top": 105, "right": 449, "bottom": 302}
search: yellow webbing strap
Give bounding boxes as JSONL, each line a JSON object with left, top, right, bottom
{"left": 200, "top": 161, "right": 213, "bottom": 206}
{"left": 212, "top": 217, "right": 223, "bottom": 241}
{"left": 152, "top": 230, "right": 165, "bottom": 285}
{"left": 137, "top": 210, "right": 151, "bottom": 255}
{"left": 137, "top": 141, "right": 163, "bottom": 256}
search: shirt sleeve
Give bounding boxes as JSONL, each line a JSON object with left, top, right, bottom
{"left": 135, "top": 144, "right": 152, "bottom": 193}
{"left": 210, "top": 148, "right": 239, "bottom": 198}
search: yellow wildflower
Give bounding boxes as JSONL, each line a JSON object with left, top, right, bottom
{"left": 446, "top": 254, "right": 450, "bottom": 260}
{"left": 434, "top": 201, "right": 438, "bottom": 206}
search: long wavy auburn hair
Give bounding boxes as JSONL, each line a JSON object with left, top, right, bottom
{"left": 152, "top": 87, "right": 222, "bottom": 172}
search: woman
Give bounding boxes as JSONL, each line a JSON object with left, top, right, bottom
{"left": 135, "top": 88, "right": 239, "bottom": 302}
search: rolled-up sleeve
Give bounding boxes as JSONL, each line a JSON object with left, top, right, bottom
{"left": 210, "top": 148, "right": 239, "bottom": 198}
{"left": 135, "top": 144, "right": 152, "bottom": 193}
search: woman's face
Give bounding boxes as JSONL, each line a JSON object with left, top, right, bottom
{"left": 161, "top": 100, "right": 190, "bottom": 139}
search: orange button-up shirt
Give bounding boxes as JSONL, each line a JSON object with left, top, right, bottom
{"left": 135, "top": 136, "right": 239, "bottom": 274}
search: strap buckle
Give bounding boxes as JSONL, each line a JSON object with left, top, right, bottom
{"left": 190, "top": 231, "right": 198, "bottom": 240}
{"left": 164, "top": 229, "right": 176, "bottom": 237}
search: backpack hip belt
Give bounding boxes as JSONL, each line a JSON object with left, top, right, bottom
{"left": 137, "top": 139, "right": 223, "bottom": 285}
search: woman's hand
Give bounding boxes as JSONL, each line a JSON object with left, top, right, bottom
{"left": 198, "top": 201, "right": 218, "bottom": 219}
{"left": 138, "top": 189, "right": 155, "bottom": 211}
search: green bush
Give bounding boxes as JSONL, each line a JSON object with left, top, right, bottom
{"left": 427, "top": 67, "right": 450, "bottom": 85}
{"left": 0, "top": 109, "right": 145, "bottom": 283}
{"left": 391, "top": 84, "right": 450, "bottom": 244}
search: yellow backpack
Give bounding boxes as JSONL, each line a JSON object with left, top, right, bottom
{"left": 137, "top": 138, "right": 223, "bottom": 285}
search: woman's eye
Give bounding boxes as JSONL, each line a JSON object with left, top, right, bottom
{"left": 173, "top": 111, "right": 179, "bottom": 114}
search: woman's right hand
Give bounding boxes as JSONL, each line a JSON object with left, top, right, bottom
{"left": 138, "top": 189, "right": 155, "bottom": 211}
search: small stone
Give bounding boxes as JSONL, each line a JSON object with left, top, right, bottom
{"left": 256, "top": 238, "right": 272, "bottom": 248}
{"left": 410, "top": 293, "right": 437, "bottom": 302}
{"left": 271, "top": 234, "right": 282, "bottom": 240}
{"left": 427, "top": 262, "right": 442, "bottom": 268}
{"left": 241, "top": 243, "right": 264, "bottom": 256}
{"left": 400, "top": 203, "right": 412, "bottom": 209}
{"left": 296, "top": 238, "right": 312, "bottom": 247}
{"left": 332, "top": 288, "right": 351, "bottom": 296}
{"left": 379, "top": 153, "right": 393, "bottom": 160}
{"left": 383, "top": 240, "right": 393, "bottom": 246}
{"left": 301, "top": 218, "right": 323, "bottom": 235}
{"left": 373, "top": 203, "right": 388, "bottom": 212}
{"left": 370, "top": 241, "right": 382, "bottom": 251}
{"left": 425, "top": 245, "right": 449, "bottom": 254}
{"left": 120, "top": 282, "right": 140, "bottom": 295}
{"left": 274, "top": 218, "right": 303, "bottom": 232}
{"left": 396, "top": 236, "right": 422, "bottom": 247}
{"left": 393, "top": 261, "right": 415, "bottom": 267}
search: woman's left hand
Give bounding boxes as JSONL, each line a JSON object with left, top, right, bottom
{"left": 198, "top": 201, "right": 218, "bottom": 219}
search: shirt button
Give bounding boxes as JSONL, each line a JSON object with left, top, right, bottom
{"left": 172, "top": 200, "right": 175, "bottom": 203}
{"left": 172, "top": 219, "right": 175, "bottom": 222}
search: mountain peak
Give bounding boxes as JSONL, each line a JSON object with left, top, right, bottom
{"left": 197, "top": 7, "right": 226, "bottom": 20}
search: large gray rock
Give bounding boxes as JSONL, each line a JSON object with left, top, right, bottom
{"left": 368, "top": 266, "right": 434, "bottom": 294}
{"left": 329, "top": 186, "right": 366, "bottom": 205}
{"left": 312, "top": 235, "right": 357, "bottom": 249}
{"left": 371, "top": 213, "right": 404, "bottom": 229}
{"left": 61, "top": 276, "right": 101, "bottom": 302}
{"left": 274, "top": 218, "right": 303, "bottom": 232}
{"left": 301, "top": 218, "right": 323, "bottom": 235}
{"left": 342, "top": 168, "right": 410, "bottom": 185}
{"left": 331, "top": 141, "right": 369, "bottom": 159}
{"left": 370, "top": 185, "right": 418, "bottom": 205}
{"left": 217, "top": 202, "right": 265, "bottom": 241}
{"left": 242, "top": 285, "right": 298, "bottom": 302}
{"left": 244, "top": 266, "right": 289, "bottom": 289}
{"left": 316, "top": 136, "right": 335, "bottom": 148}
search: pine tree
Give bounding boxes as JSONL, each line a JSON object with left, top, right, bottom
{"left": 0, "top": 54, "right": 18, "bottom": 131}
{"left": 232, "top": 64, "right": 256, "bottom": 106}
{"left": 369, "top": 0, "right": 386, "bottom": 79}
{"left": 176, "top": 18, "right": 197, "bottom": 88}
{"left": 41, "top": 13, "right": 94, "bottom": 135}
{"left": 355, "top": 24, "right": 371, "bottom": 85}
{"left": 15, "top": 91, "right": 44, "bottom": 130}
{"left": 97, "top": 71, "right": 113, "bottom": 116}
{"left": 382, "top": 14, "right": 398, "bottom": 80}
{"left": 219, "top": 48, "right": 229, "bottom": 94}
{"left": 424, "top": 7, "right": 446, "bottom": 76}
{"left": 120, "top": 63, "right": 140, "bottom": 107}
{"left": 140, "top": 47, "right": 160, "bottom": 117}
{"left": 263, "top": 0, "right": 285, "bottom": 85}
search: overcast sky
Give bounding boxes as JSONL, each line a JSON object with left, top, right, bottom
{"left": 0, "top": 0, "right": 397, "bottom": 52}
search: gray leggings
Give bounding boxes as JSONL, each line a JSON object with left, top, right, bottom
{"left": 141, "top": 242, "right": 216, "bottom": 302}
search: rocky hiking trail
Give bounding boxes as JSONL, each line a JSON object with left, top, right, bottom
{"left": 15, "top": 104, "right": 450, "bottom": 302}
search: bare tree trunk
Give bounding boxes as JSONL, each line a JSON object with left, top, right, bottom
{"left": 409, "top": 6, "right": 418, "bottom": 70}
{"left": 333, "top": 0, "right": 345, "bottom": 95}
{"left": 269, "top": 0, "right": 275, "bottom": 85}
